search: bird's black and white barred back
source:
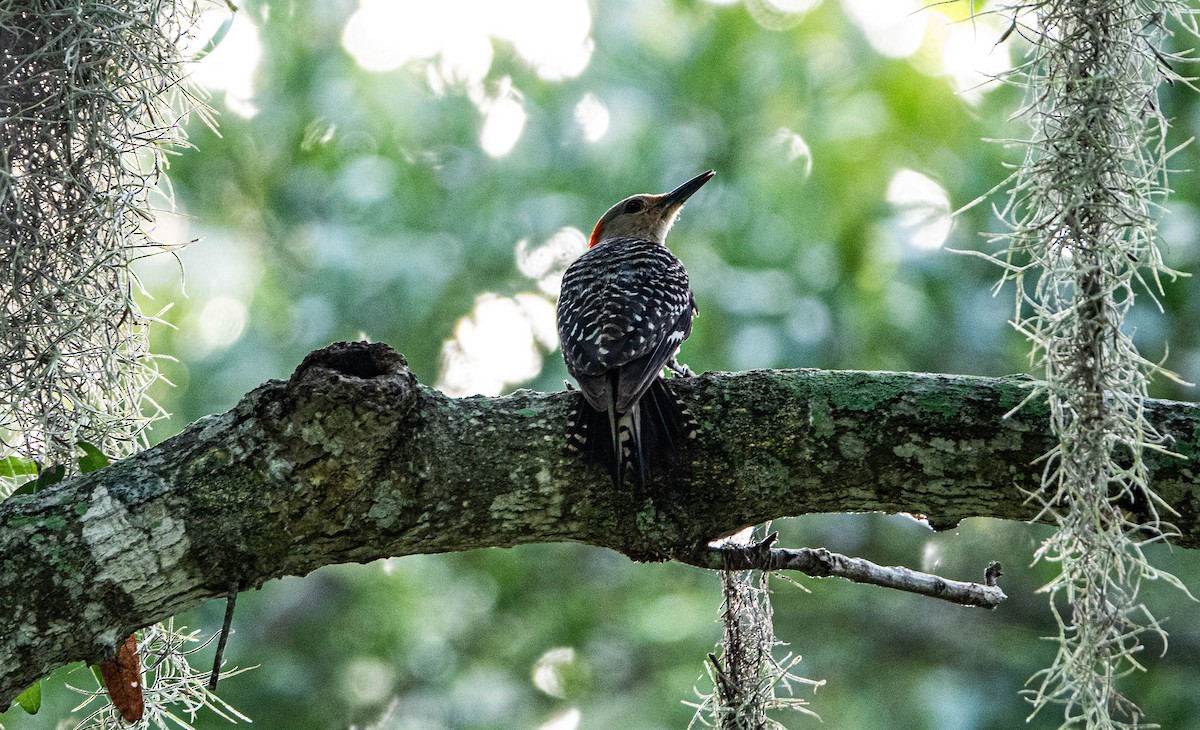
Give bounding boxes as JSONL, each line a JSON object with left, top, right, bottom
{"left": 556, "top": 170, "right": 713, "bottom": 488}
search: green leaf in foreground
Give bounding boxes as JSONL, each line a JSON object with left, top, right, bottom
{"left": 77, "top": 442, "right": 110, "bottom": 474}
{"left": 15, "top": 680, "right": 42, "bottom": 714}
{"left": 0, "top": 455, "right": 38, "bottom": 479}
{"left": 9, "top": 464, "right": 66, "bottom": 497}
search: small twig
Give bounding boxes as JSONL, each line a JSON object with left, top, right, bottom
{"left": 207, "top": 582, "right": 239, "bottom": 691}
{"left": 706, "top": 652, "right": 734, "bottom": 699}
{"left": 681, "top": 540, "right": 1006, "bottom": 609}
{"left": 984, "top": 561, "right": 1003, "bottom": 587}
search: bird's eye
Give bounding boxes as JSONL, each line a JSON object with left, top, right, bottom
{"left": 623, "top": 198, "right": 646, "bottom": 214}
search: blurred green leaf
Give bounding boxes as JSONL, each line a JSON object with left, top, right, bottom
{"left": 0, "top": 455, "right": 38, "bottom": 479}
{"left": 77, "top": 442, "right": 110, "bottom": 474}
{"left": 10, "top": 464, "right": 66, "bottom": 497}
{"left": 15, "top": 680, "right": 42, "bottom": 714}
{"left": 8, "top": 480, "right": 35, "bottom": 497}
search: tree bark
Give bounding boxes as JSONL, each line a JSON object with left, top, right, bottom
{"left": 2, "top": 341, "right": 1198, "bottom": 706}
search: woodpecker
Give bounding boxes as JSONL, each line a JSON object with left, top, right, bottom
{"left": 556, "top": 170, "right": 713, "bottom": 488}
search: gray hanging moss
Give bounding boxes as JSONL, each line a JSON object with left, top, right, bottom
{"left": 990, "top": 1, "right": 1197, "bottom": 726}
{"left": 0, "top": 0, "right": 208, "bottom": 485}
{"left": 0, "top": 2, "right": 231, "bottom": 726}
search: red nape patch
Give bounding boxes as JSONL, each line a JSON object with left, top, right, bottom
{"left": 588, "top": 220, "right": 605, "bottom": 248}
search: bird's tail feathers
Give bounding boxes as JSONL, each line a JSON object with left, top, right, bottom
{"left": 566, "top": 378, "right": 697, "bottom": 489}
{"left": 633, "top": 379, "right": 697, "bottom": 480}
{"left": 566, "top": 392, "right": 622, "bottom": 487}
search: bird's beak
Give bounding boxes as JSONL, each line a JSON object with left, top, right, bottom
{"left": 659, "top": 170, "right": 715, "bottom": 209}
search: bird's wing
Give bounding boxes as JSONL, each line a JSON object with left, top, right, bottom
{"left": 614, "top": 305, "right": 694, "bottom": 412}
{"left": 557, "top": 238, "right": 693, "bottom": 410}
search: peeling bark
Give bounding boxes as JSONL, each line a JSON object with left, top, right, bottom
{"left": 2, "top": 341, "right": 1199, "bottom": 706}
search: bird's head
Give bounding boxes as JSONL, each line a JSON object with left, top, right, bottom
{"left": 588, "top": 170, "right": 715, "bottom": 248}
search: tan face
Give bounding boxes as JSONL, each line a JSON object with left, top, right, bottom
{"left": 588, "top": 194, "right": 680, "bottom": 247}
{"left": 587, "top": 170, "right": 715, "bottom": 248}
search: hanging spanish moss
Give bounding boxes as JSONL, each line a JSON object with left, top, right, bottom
{"left": 689, "top": 528, "right": 822, "bottom": 729}
{"left": 991, "top": 1, "right": 1196, "bottom": 726}
{"left": 0, "top": 2, "right": 248, "bottom": 726}
{"left": 0, "top": 0, "right": 210, "bottom": 491}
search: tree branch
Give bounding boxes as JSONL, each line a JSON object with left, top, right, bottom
{"left": 685, "top": 535, "right": 1006, "bottom": 609}
{"left": 2, "top": 342, "right": 1198, "bottom": 705}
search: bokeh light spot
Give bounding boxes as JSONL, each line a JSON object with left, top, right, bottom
{"left": 887, "top": 169, "right": 952, "bottom": 250}
{"left": 729, "top": 324, "right": 782, "bottom": 370}
{"left": 841, "top": 0, "right": 927, "bottom": 58}
{"left": 437, "top": 293, "right": 557, "bottom": 396}
{"left": 341, "top": 0, "right": 592, "bottom": 82}
{"left": 480, "top": 85, "right": 527, "bottom": 158}
{"left": 746, "top": 0, "right": 822, "bottom": 31}
{"left": 341, "top": 0, "right": 438, "bottom": 72}
{"left": 935, "top": 14, "right": 1013, "bottom": 103}
{"left": 186, "top": 9, "right": 262, "bottom": 117}
{"left": 516, "top": 228, "right": 588, "bottom": 297}
{"left": 787, "top": 297, "right": 831, "bottom": 345}
{"left": 198, "top": 297, "right": 248, "bottom": 351}
{"left": 773, "top": 127, "right": 814, "bottom": 178}
{"left": 341, "top": 658, "right": 397, "bottom": 706}
{"left": 538, "top": 708, "right": 582, "bottom": 730}
{"left": 532, "top": 647, "right": 589, "bottom": 700}
{"left": 922, "top": 540, "right": 944, "bottom": 573}
{"left": 574, "top": 93, "right": 610, "bottom": 143}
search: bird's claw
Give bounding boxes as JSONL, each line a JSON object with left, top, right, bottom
{"left": 666, "top": 357, "right": 693, "bottom": 377}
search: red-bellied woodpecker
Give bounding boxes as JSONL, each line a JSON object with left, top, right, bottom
{"left": 556, "top": 170, "right": 714, "bottom": 488}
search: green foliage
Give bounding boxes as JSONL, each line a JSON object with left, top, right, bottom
{"left": 144, "top": 0, "right": 1043, "bottom": 431}
{"left": 14, "top": 682, "right": 41, "bottom": 715}
{"left": 5, "top": 442, "right": 107, "bottom": 498}
{"left": 8, "top": 0, "right": 1200, "bottom": 728}
{"left": 0, "top": 457, "right": 38, "bottom": 480}
{"left": 76, "top": 443, "right": 111, "bottom": 475}
{"left": 8, "top": 465, "right": 65, "bottom": 498}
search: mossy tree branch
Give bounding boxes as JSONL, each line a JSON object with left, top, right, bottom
{"left": 2, "top": 341, "right": 1199, "bottom": 706}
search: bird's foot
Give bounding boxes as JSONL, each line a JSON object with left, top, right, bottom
{"left": 666, "top": 357, "right": 693, "bottom": 377}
